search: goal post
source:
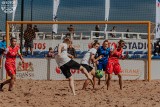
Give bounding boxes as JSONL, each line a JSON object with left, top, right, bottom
{"left": 6, "top": 21, "right": 151, "bottom": 81}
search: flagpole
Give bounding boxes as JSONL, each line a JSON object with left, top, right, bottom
{"left": 20, "top": 0, "right": 24, "bottom": 54}
{"left": 31, "top": 0, "right": 33, "bottom": 21}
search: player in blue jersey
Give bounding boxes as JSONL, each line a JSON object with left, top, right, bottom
{"left": 96, "top": 40, "right": 110, "bottom": 85}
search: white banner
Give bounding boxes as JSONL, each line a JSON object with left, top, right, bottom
{"left": 2, "top": 58, "right": 160, "bottom": 80}
{"left": 30, "top": 39, "right": 156, "bottom": 52}
{"left": 2, "top": 58, "right": 48, "bottom": 80}
{"left": 156, "top": 0, "right": 160, "bottom": 38}
{"left": 104, "top": 0, "right": 110, "bottom": 31}
{"left": 12, "top": 0, "right": 18, "bottom": 37}
{"left": 52, "top": 0, "right": 60, "bottom": 34}
{"left": 50, "top": 59, "right": 145, "bottom": 80}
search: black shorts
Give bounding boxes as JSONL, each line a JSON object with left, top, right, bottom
{"left": 60, "top": 60, "right": 81, "bottom": 78}
{"left": 81, "top": 64, "right": 93, "bottom": 73}
{"left": 24, "top": 41, "right": 34, "bottom": 48}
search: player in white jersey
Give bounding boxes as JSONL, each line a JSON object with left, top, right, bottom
{"left": 81, "top": 41, "right": 103, "bottom": 90}
{"left": 54, "top": 38, "right": 93, "bottom": 95}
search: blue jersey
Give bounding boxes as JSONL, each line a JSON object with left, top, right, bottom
{"left": 96, "top": 46, "right": 110, "bottom": 63}
{"left": 0, "top": 40, "right": 6, "bottom": 49}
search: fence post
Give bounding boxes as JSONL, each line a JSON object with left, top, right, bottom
{"left": 47, "top": 58, "right": 51, "bottom": 80}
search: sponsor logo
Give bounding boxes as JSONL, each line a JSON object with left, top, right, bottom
{"left": 55, "top": 67, "right": 82, "bottom": 74}
{"left": 16, "top": 62, "right": 34, "bottom": 78}
{"left": 17, "top": 62, "right": 34, "bottom": 71}
{"left": 1, "top": 0, "right": 17, "bottom": 14}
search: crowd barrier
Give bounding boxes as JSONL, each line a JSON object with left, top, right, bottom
{"left": 2, "top": 58, "right": 160, "bottom": 80}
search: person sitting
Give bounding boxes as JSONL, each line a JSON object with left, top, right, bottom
{"left": 95, "top": 25, "right": 100, "bottom": 37}
{"left": 33, "top": 25, "right": 39, "bottom": 32}
{"left": 66, "top": 25, "right": 75, "bottom": 39}
{"left": 154, "top": 40, "right": 160, "bottom": 56}
{"left": 47, "top": 47, "right": 54, "bottom": 58}
{"left": 110, "top": 26, "right": 116, "bottom": 37}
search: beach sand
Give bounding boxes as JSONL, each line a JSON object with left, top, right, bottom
{"left": 0, "top": 80, "right": 160, "bottom": 107}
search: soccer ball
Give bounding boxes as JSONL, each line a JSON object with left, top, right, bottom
{"left": 95, "top": 70, "right": 104, "bottom": 79}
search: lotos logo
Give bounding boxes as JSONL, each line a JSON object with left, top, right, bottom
{"left": 56, "top": 67, "right": 61, "bottom": 74}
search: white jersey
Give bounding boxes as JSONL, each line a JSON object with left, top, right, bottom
{"left": 55, "top": 43, "right": 71, "bottom": 67}
{"left": 81, "top": 48, "right": 97, "bottom": 65}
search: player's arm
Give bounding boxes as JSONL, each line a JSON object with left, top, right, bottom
{"left": 17, "top": 50, "right": 24, "bottom": 63}
{"left": 58, "top": 43, "right": 64, "bottom": 56}
{"left": 67, "top": 53, "right": 74, "bottom": 59}
{"left": 0, "top": 53, "right": 4, "bottom": 69}
{"left": 0, "top": 48, "right": 8, "bottom": 68}
{"left": 90, "top": 53, "right": 103, "bottom": 63}
{"left": 121, "top": 51, "right": 128, "bottom": 60}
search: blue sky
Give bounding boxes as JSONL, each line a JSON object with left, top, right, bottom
{"left": 0, "top": 0, "right": 156, "bottom": 33}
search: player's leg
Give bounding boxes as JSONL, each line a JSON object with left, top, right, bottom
{"left": 97, "top": 62, "right": 103, "bottom": 85}
{"left": 105, "top": 73, "right": 108, "bottom": 85}
{"left": 0, "top": 64, "right": 15, "bottom": 91}
{"left": 8, "top": 74, "right": 16, "bottom": 91}
{"left": 102, "top": 62, "right": 108, "bottom": 85}
{"left": 106, "top": 59, "right": 113, "bottom": 90}
{"left": 68, "top": 76, "right": 76, "bottom": 95}
{"left": 82, "top": 66, "right": 95, "bottom": 90}
{"left": 0, "top": 78, "right": 11, "bottom": 91}
{"left": 117, "top": 73, "right": 122, "bottom": 90}
{"left": 91, "top": 67, "right": 96, "bottom": 89}
{"left": 82, "top": 72, "right": 92, "bottom": 90}
{"left": 60, "top": 63, "right": 76, "bottom": 95}
{"left": 114, "top": 63, "right": 122, "bottom": 90}
{"left": 107, "top": 74, "right": 112, "bottom": 90}
{"left": 79, "top": 66, "right": 94, "bottom": 88}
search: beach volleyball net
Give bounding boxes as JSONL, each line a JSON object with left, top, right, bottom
{"left": 3, "top": 21, "right": 152, "bottom": 81}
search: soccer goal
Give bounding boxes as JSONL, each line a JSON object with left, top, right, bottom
{"left": 5, "top": 21, "right": 151, "bottom": 81}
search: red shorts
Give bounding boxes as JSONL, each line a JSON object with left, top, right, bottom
{"left": 5, "top": 62, "right": 16, "bottom": 77}
{"left": 106, "top": 58, "right": 121, "bottom": 75}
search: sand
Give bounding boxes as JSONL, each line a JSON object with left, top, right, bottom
{"left": 0, "top": 80, "right": 160, "bottom": 107}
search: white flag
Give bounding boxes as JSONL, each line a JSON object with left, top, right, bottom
{"left": 104, "top": 0, "right": 110, "bottom": 31}
{"left": 156, "top": 0, "right": 160, "bottom": 38}
{"left": 52, "top": 0, "right": 60, "bottom": 34}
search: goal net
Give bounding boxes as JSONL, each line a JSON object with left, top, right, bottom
{"left": 1, "top": 21, "right": 151, "bottom": 81}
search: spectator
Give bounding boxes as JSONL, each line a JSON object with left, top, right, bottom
{"left": 67, "top": 42, "right": 76, "bottom": 58}
{"left": 24, "top": 24, "right": 35, "bottom": 55}
{"left": 95, "top": 25, "right": 100, "bottom": 37}
{"left": 110, "top": 26, "right": 116, "bottom": 37}
{"left": 33, "top": 25, "right": 39, "bottom": 32}
{"left": 0, "top": 36, "right": 6, "bottom": 52}
{"left": 67, "top": 25, "right": 75, "bottom": 39}
{"left": 154, "top": 39, "right": 160, "bottom": 56}
{"left": 126, "top": 28, "right": 130, "bottom": 38}
{"left": 47, "top": 47, "right": 54, "bottom": 58}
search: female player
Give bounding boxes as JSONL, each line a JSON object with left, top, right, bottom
{"left": 81, "top": 41, "right": 103, "bottom": 90}
{"left": 96, "top": 40, "right": 110, "bottom": 85}
{"left": 106, "top": 40, "right": 128, "bottom": 90}
{"left": 54, "top": 38, "right": 93, "bottom": 95}
{"left": 0, "top": 37, "right": 24, "bottom": 91}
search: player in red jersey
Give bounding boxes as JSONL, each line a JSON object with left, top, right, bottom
{"left": 106, "top": 40, "right": 128, "bottom": 90}
{"left": 0, "top": 37, "right": 24, "bottom": 91}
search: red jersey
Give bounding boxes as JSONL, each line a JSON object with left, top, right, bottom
{"left": 5, "top": 45, "right": 20, "bottom": 63}
{"left": 110, "top": 44, "right": 123, "bottom": 59}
